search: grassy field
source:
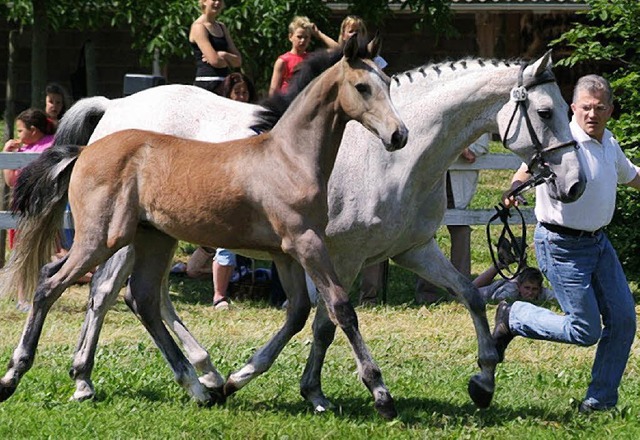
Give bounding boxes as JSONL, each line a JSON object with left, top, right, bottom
{"left": 1, "top": 282, "right": 639, "bottom": 439}
{"left": 2, "top": 132, "right": 640, "bottom": 437}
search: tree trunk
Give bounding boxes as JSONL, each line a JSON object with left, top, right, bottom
{"left": 1, "top": 29, "right": 20, "bottom": 267}
{"left": 30, "top": 0, "right": 49, "bottom": 107}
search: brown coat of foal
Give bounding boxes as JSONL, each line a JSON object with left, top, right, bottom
{"left": 0, "top": 36, "right": 408, "bottom": 418}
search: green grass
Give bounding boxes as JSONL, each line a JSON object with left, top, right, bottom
{"left": 1, "top": 287, "right": 639, "bottom": 439}
{"left": 2, "top": 138, "right": 640, "bottom": 437}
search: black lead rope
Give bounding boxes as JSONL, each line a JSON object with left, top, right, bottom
{"left": 486, "top": 203, "right": 528, "bottom": 281}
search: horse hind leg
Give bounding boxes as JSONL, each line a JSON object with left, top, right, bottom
{"left": 124, "top": 228, "right": 213, "bottom": 405}
{"left": 69, "top": 245, "right": 135, "bottom": 402}
{"left": 224, "top": 254, "right": 311, "bottom": 397}
{"left": 159, "top": 275, "right": 225, "bottom": 398}
{"left": 1, "top": 246, "right": 108, "bottom": 402}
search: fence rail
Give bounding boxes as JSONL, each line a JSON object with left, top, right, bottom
{"left": 0, "top": 152, "right": 535, "bottom": 230}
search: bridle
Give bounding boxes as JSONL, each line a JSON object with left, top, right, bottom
{"left": 501, "top": 62, "right": 578, "bottom": 201}
{"left": 488, "top": 63, "right": 579, "bottom": 280}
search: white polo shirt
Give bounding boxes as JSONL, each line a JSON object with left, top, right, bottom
{"left": 530, "top": 117, "right": 639, "bottom": 231}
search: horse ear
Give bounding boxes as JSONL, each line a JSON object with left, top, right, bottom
{"left": 343, "top": 33, "right": 359, "bottom": 61}
{"left": 367, "top": 32, "right": 382, "bottom": 60}
{"left": 531, "top": 50, "right": 553, "bottom": 77}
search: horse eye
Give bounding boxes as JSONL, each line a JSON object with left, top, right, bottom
{"left": 537, "top": 109, "right": 552, "bottom": 119}
{"left": 355, "top": 83, "right": 371, "bottom": 96}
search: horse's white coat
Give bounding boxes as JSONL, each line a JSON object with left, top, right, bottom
{"left": 55, "top": 52, "right": 583, "bottom": 410}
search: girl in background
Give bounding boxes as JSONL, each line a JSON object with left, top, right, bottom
{"left": 189, "top": 0, "right": 242, "bottom": 95}
{"left": 3, "top": 108, "right": 56, "bottom": 311}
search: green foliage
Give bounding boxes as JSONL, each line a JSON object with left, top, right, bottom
{"left": 223, "top": 0, "right": 335, "bottom": 92}
{"left": 3, "top": 1, "right": 453, "bottom": 92}
{"left": 553, "top": 0, "right": 640, "bottom": 281}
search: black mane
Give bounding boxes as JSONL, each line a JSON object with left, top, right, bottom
{"left": 251, "top": 37, "right": 372, "bottom": 133}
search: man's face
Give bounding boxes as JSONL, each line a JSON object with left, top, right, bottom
{"left": 571, "top": 89, "right": 613, "bottom": 142}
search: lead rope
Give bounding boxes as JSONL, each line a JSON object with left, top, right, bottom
{"left": 486, "top": 203, "right": 528, "bottom": 281}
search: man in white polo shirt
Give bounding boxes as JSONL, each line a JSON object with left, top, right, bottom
{"left": 494, "top": 74, "right": 640, "bottom": 413}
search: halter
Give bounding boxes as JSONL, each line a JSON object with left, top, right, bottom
{"left": 489, "top": 63, "right": 579, "bottom": 280}
{"left": 501, "top": 63, "right": 578, "bottom": 201}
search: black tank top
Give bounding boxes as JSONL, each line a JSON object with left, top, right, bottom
{"left": 191, "top": 24, "right": 230, "bottom": 78}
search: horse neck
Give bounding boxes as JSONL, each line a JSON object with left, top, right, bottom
{"left": 392, "top": 62, "right": 522, "bottom": 185}
{"left": 270, "top": 75, "right": 347, "bottom": 182}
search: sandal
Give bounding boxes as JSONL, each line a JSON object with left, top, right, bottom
{"left": 213, "top": 297, "right": 230, "bottom": 310}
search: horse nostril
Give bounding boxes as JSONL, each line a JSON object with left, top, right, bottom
{"left": 568, "top": 179, "right": 586, "bottom": 201}
{"left": 391, "top": 127, "right": 408, "bottom": 150}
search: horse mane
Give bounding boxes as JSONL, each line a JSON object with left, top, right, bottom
{"left": 251, "top": 38, "right": 372, "bottom": 133}
{"left": 391, "top": 57, "right": 526, "bottom": 89}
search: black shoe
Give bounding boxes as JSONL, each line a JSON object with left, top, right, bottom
{"left": 492, "top": 301, "right": 513, "bottom": 363}
{"left": 578, "top": 400, "right": 611, "bottom": 414}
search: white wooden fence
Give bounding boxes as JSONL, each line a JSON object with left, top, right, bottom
{"left": 0, "top": 152, "right": 536, "bottom": 231}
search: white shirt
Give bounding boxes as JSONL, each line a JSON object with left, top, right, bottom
{"left": 449, "top": 134, "right": 490, "bottom": 209}
{"left": 532, "top": 117, "right": 639, "bottom": 231}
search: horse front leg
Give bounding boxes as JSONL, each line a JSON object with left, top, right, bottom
{"left": 293, "top": 231, "right": 396, "bottom": 419}
{"left": 300, "top": 298, "right": 337, "bottom": 413}
{"left": 70, "top": 245, "right": 135, "bottom": 401}
{"left": 224, "top": 255, "right": 311, "bottom": 395}
{"left": 393, "top": 240, "right": 498, "bottom": 408}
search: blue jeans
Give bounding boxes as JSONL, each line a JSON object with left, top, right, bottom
{"left": 509, "top": 224, "right": 636, "bottom": 408}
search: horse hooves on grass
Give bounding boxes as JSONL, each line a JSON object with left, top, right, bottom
{"left": 0, "top": 384, "right": 17, "bottom": 402}
{"left": 223, "top": 381, "right": 239, "bottom": 398}
{"left": 468, "top": 376, "right": 494, "bottom": 409}
{"left": 374, "top": 395, "right": 398, "bottom": 420}
{"left": 205, "top": 386, "right": 226, "bottom": 407}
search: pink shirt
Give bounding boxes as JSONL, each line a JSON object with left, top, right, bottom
{"left": 18, "top": 134, "right": 54, "bottom": 153}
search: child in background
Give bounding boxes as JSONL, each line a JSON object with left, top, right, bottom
{"left": 325, "top": 15, "right": 388, "bottom": 70}
{"left": 3, "top": 108, "right": 55, "bottom": 188}
{"left": 268, "top": 16, "right": 334, "bottom": 96}
{"left": 221, "top": 72, "right": 256, "bottom": 103}
{"left": 475, "top": 266, "right": 555, "bottom": 304}
{"left": 45, "top": 82, "right": 71, "bottom": 128}
{"left": 3, "top": 108, "right": 56, "bottom": 312}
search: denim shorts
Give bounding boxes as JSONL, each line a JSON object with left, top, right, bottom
{"left": 215, "top": 248, "right": 236, "bottom": 266}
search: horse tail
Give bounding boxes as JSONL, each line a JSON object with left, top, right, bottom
{"left": 53, "top": 96, "right": 110, "bottom": 146}
{"left": 0, "top": 144, "right": 82, "bottom": 302}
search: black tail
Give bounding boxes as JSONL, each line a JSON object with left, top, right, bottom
{"left": 0, "top": 144, "right": 82, "bottom": 301}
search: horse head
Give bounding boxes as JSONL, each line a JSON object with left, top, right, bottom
{"left": 339, "top": 34, "right": 408, "bottom": 152}
{"left": 497, "top": 50, "right": 586, "bottom": 202}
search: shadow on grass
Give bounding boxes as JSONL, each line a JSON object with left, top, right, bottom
{"left": 269, "top": 394, "right": 577, "bottom": 426}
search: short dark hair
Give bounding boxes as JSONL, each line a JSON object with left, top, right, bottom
{"left": 517, "top": 267, "right": 543, "bottom": 287}
{"left": 222, "top": 72, "right": 256, "bottom": 103}
{"left": 17, "top": 108, "right": 55, "bottom": 135}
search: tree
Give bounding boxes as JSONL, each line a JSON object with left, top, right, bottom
{"left": 553, "top": 0, "right": 640, "bottom": 281}
{"left": 2, "top": 1, "right": 452, "bottom": 97}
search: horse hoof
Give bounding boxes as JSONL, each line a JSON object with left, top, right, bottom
{"left": 0, "top": 384, "right": 17, "bottom": 402}
{"left": 206, "top": 386, "right": 226, "bottom": 406}
{"left": 223, "top": 381, "right": 239, "bottom": 397}
{"left": 374, "top": 395, "right": 398, "bottom": 420}
{"left": 468, "top": 375, "right": 494, "bottom": 409}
